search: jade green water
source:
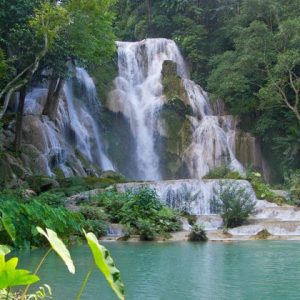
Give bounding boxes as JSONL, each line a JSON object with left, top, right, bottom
{"left": 17, "top": 241, "right": 300, "bottom": 300}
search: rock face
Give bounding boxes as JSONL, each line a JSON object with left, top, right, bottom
{"left": 158, "top": 60, "right": 193, "bottom": 178}
{"left": 234, "top": 131, "right": 271, "bottom": 182}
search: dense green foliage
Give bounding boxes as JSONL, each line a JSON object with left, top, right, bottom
{"left": 0, "top": 0, "right": 116, "bottom": 84}
{"left": 115, "top": 0, "right": 300, "bottom": 179}
{"left": 0, "top": 0, "right": 116, "bottom": 157}
{"left": 92, "top": 187, "right": 182, "bottom": 240}
{"left": 211, "top": 183, "right": 256, "bottom": 228}
{"left": 0, "top": 185, "right": 181, "bottom": 247}
{"left": 0, "top": 191, "right": 82, "bottom": 248}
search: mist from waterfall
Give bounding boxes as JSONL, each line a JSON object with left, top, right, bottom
{"left": 109, "top": 38, "right": 243, "bottom": 180}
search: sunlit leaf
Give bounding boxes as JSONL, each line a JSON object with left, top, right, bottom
{"left": 36, "top": 227, "right": 75, "bottom": 274}
{"left": 0, "top": 245, "right": 11, "bottom": 256}
{"left": 0, "top": 256, "right": 39, "bottom": 289}
{"left": 84, "top": 231, "right": 125, "bottom": 300}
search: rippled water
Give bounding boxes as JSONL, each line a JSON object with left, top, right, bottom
{"left": 17, "top": 241, "right": 300, "bottom": 300}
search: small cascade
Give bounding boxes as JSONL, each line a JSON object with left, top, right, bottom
{"left": 110, "top": 38, "right": 243, "bottom": 180}
{"left": 181, "top": 79, "right": 244, "bottom": 178}
{"left": 22, "top": 67, "right": 114, "bottom": 177}
{"left": 116, "top": 179, "right": 256, "bottom": 215}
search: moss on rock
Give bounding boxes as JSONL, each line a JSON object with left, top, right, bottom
{"left": 162, "top": 60, "right": 190, "bottom": 106}
{"left": 158, "top": 60, "right": 193, "bottom": 178}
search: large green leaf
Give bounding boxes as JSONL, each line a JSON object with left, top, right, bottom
{"left": 84, "top": 231, "right": 125, "bottom": 300}
{"left": 1, "top": 211, "right": 16, "bottom": 242}
{"left": 36, "top": 227, "right": 75, "bottom": 274}
{"left": 0, "top": 256, "right": 39, "bottom": 289}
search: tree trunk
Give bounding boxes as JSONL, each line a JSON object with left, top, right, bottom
{"left": 14, "top": 86, "right": 26, "bottom": 152}
{"left": 43, "top": 77, "right": 65, "bottom": 121}
{"left": 0, "top": 30, "right": 49, "bottom": 120}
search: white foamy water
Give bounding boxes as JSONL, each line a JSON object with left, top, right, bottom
{"left": 110, "top": 38, "right": 243, "bottom": 180}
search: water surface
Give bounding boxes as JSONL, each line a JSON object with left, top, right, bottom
{"left": 17, "top": 241, "right": 300, "bottom": 300}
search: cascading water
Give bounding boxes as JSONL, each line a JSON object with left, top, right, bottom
{"left": 64, "top": 67, "right": 114, "bottom": 171}
{"left": 22, "top": 67, "right": 114, "bottom": 176}
{"left": 181, "top": 79, "right": 244, "bottom": 177}
{"left": 109, "top": 38, "right": 243, "bottom": 180}
{"left": 109, "top": 39, "right": 187, "bottom": 180}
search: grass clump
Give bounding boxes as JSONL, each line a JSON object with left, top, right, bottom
{"left": 188, "top": 225, "right": 208, "bottom": 242}
{"left": 255, "top": 229, "right": 271, "bottom": 239}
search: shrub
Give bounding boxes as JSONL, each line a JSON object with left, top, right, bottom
{"left": 79, "top": 205, "right": 108, "bottom": 221}
{"left": 285, "top": 169, "right": 300, "bottom": 202}
{"left": 119, "top": 188, "right": 182, "bottom": 234}
{"left": 79, "top": 205, "right": 108, "bottom": 238}
{"left": 156, "top": 207, "right": 182, "bottom": 232}
{"left": 188, "top": 225, "right": 208, "bottom": 241}
{"left": 81, "top": 219, "right": 107, "bottom": 237}
{"left": 247, "top": 172, "right": 276, "bottom": 201}
{"left": 137, "top": 219, "right": 156, "bottom": 241}
{"left": 204, "top": 165, "right": 243, "bottom": 180}
{"left": 255, "top": 229, "right": 271, "bottom": 240}
{"left": 211, "top": 183, "right": 256, "bottom": 228}
{"left": 92, "top": 189, "right": 128, "bottom": 223}
{"left": 91, "top": 188, "right": 182, "bottom": 239}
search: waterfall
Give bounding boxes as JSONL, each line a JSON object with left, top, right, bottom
{"left": 64, "top": 67, "right": 114, "bottom": 171}
{"left": 23, "top": 67, "right": 114, "bottom": 177}
{"left": 109, "top": 39, "right": 187, "bottom": 180}
{"left": 110, "top": 38, "right": 243, "bottom": 180}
